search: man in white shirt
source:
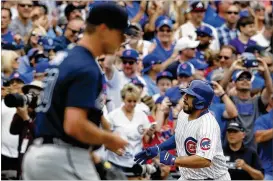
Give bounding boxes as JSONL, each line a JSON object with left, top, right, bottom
{"left": 251, "top": 20, "right": 273, "bottom": 50}
{"left": 104, "top": 49, "right": 147, "bottom": 111}
{"left": 174, "top": 1, "right": 220, "bottom": 51}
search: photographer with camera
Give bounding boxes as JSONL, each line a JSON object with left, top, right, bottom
{"left": 220, "top": 52, "right": 273, "bottom": 150}
{"left": 8, "top": 80, "right": 43, "bottom": 179}
{"left": 1, "top": 73, "right": 28, "bottom": 180}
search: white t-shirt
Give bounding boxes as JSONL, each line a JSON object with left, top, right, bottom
{"left": 175, "top": 110, "right": 228, "bottom": 180}
{"left": 105, "top": 107, "right": 151, "bottom": 167}
{"left": 125, "top": 40, "right": 153, "bottom": 58}
{"left": 1, "top": 100, "right": 18, "bottom": 158}
{"left": 105, "top": 68, "right": 147, "bottom": 112}
{"left": 251, "top": 32, "right": 270, "bottom": 48}
{"left": 174, "top": 21, "right": 220, "bottom": 52}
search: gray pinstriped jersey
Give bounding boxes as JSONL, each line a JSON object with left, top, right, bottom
{"left": 175, "top": 110, "right": 229, "bottom": 180}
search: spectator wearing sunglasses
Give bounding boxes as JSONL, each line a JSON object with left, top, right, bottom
{"left": 217, "top": 4, "right": 240, "bottom": 47}
{"left": 54, "top": 17, "right": 84, "bottom": 52}
{"left": 10, "top": 0, "right": 33, "bottom": 38}
{"left": 149, "top": 18, "right": 175, "bottom": 62}
{"left": 220, "top": 53, "right": 273, "bottom": 150}
{"left": 104, "top": 49, "right": 147, "bottom": 112}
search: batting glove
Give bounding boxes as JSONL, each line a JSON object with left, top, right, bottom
{"left": 134, "top": 145, "right": 160, "bottom": 164}
{"left": 160, "top": 151, "right": 176, "bottom": 166}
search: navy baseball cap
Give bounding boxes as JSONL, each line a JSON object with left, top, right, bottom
{"left": 38, "top": 37, "right": 55, "bottom": 51}
{"left": 165, "top": 86, "right": 182, "bottom": 106}
{"left": 177, "top": 62, "right": 195, "bottom": 77}
{"left": 241, "top": 52, "right": 257, "bottom": 61}
{"left": 156, "top": 71, "right": 173, "bottom": 82}
{"left": 120, "top": 49, "right": 139, "bottom": 61}
{"left": 156, "top": 18, "right": 173, "bottom": 29}
{"left": 189, "top": 58, "right": 208, "bottom": 70}
{"left": 8, "top": 72, "right": 28, "bottom": 84}
{"left": 131, "top": 77, "right": 144, "bottom": 87}
{"left": 227, "top": 121, "right": 245, "bottom": 132}
{"left": 86, "top": 3, "right": 130, "bottom": 34}
{"left": 245, "top": 45, "right": 266, "bottom": 54}
{"left": 189, "top": 1, "right": 206, "bottom": 12}
{"left": 196, "top": 26, "right": 213, "bottom": 37}
{"left": 142, "top": 54, "right": 162, "bottom": 74}
{"left": 232, "top": 70, "right": 253, "bottom": 82}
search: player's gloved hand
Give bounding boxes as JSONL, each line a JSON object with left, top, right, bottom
{"left": 134, "top": 145, "right": 160, "bottom": 164}
{"left": 159, "top": 151, "right": 176, "bottom": 166}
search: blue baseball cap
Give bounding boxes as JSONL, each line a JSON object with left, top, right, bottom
{"left": 156, "top": 71, "right": 173, "bottom": 82}
{"left": 245, "top": 45, "right": 266, "bottom": 54}
{"left": 165, "top": 86, "right": 182, "bottom": 106}
{"left": 142, "top": 54, "right": 162, "bottom": 74}
{"left": 8, "top": 72, "right": 28, "bottom": 84}
{"left": 131, "top": 77, "right": 144, "bottom": 87}
{"left": 120, "top": 49, "right": 139, "bottom": 61}
{"left": 156, "top": 18, "right": 173, "bottom": 29}
{"left": 189, "top": 58, "right": 208, "bottom": 70}
{"left": 196, "top": 26, "right": 213, "bottom": 37}
{"left": 232, "top": 70, "right": 253, "bottom": 82}
{"left": 35, "top": 61, "right": 50, "bottom": 75}
{"left": 177, "top": 62, "right": 195, "bottom": 77}
{"left": 38, "top": 36, "right": 56, "bottom": 51}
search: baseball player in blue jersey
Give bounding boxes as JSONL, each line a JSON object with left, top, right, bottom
{"left": 135, "top": 80, "right": 231, "bottom": 180}
{"left": 22, "top": 4, "right": 130, "bottom": 180}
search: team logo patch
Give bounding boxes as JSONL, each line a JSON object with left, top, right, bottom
{"left": 137, "top": 125, "right": 144, "bottom": 134}
{"left": 184, "top": 137, "right": 197, "bottom": 156}
{"left": 200, "top": 138, "right": 211, "bottom": 150}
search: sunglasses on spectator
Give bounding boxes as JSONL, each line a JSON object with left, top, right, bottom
{"left": 122, "top": 60, "right": 135, "bottom": 65}
{"left": 68, "top": 27, "right": 82, "bottom": 34}
{"left": 218, "top": 55, "right": 230, "bottom": 60}
{"left": 237, "top": 75, "right": 251, "bottom": 82}
{"left": 226, "top": 11, "right": 239, "bottom": 15}
{"left": 159, "top": 29, "right": 172, "bottom": 33}
{"left": 19, "top": 4, "right": 33, "bottom": 8}
{"left": 227, "top": 129, "right": 239, "bottom": 133}
{"left": 98, "top": 58, "right": 105, "bottom": 62}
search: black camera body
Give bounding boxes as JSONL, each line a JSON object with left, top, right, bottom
{"left": 4, "top": 93, "right": 39, "bottom": 109}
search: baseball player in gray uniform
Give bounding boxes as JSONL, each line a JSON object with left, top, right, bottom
{"left": 135, "top": 80, "right": 231, "bottom": 180}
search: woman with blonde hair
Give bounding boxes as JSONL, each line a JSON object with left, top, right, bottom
{"left": 24, "top": 25, "right": 47, "bottom": 53}
{"left": 105, "top": 83, "right": 152, "bottom": 180}
{"left": 1, "top": 50, "right": 19, "bottom": 85}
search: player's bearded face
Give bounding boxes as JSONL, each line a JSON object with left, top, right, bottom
{"left": 182, "top": 94, "right": 196, "bottom": 114}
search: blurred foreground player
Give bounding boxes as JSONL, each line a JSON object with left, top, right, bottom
{"left": 22, "top": 4, "right": 129, "bottom": 180}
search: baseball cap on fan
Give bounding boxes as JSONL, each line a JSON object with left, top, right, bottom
{"left": 174, "top": 37, "right": 200, "bottom": 51}
{"left": 86, "top": 3, "right": 132, "bottom": 35}
{"left": 188, "top": 1, "right": 206, "bottom": 12}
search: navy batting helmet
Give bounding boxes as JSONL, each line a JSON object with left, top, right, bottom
{"left": 180, "top": 80, "right": 214, "bottom": 110}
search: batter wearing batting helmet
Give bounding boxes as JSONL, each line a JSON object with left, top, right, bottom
{"left": 135, "top": 80, "right": 231, "bottom": 180}
{"left": 22, "top": 3, "right": 130, "bottom": 180}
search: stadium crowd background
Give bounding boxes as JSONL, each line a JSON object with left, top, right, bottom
{"left": 1, "top": 0, "right": 273, "bottom": 180}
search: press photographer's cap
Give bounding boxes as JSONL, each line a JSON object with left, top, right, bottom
{"left": 22, "top": 80, "right": 43, "bottom": 94}
{"left": 177, "top": 62, "right": 195, "bottom": 77}
{"left": 232, "top": 70, "right": 253, "bottom": 82}
{"left": 227, "top": 121, "right": 245, "bottom": 132}
{"left": 120, "top": 49, "right": 139, "bottom": 61}
{"left": 86, "top": 3, "right": 130, "bottom": 34}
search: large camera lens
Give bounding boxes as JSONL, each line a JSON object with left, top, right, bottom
{"left": 4, "top": 93, "right": 26, "bottom": 107}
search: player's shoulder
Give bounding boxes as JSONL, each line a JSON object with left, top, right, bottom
{"left": 200, "top": 111, "right": 219, "bottom": 126}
